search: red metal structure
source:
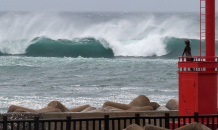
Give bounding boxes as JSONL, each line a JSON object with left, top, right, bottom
{"left": 178, "top": 0, "right": 217, "bottom": 116}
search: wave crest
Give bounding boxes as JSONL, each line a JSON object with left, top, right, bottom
{"left": 26, "top": 37, "right": 114, "bottom": 58}
{"left": 1, "top": 12, "right": 215, "bottom": 58}
{"left": 0, "top": 37, "right": 114, "bottom": 58}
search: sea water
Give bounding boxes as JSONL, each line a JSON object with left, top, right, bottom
{"left": 0, "top": 12, "right": 218, "bottom": 113}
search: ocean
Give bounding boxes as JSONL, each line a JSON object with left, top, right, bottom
{"left": 0, "top": 12, "right": 218, "bottom": 113}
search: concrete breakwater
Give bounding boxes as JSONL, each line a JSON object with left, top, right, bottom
{"left": 7, "top": 95, "right": 178, "bottom": 113}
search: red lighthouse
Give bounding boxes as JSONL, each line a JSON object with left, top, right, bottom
{"left": 178, "top": 0, "right": 218, "bottom": 116}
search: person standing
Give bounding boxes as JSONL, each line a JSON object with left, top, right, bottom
{"left": 182, "top": 40, "right": 192, "bottom": 60}
{"left": 182, "top": 40, "right": 194, "bottom": 71}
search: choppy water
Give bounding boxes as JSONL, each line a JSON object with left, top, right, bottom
{"left": 0, "top": 12, "right": 217, "bottom": 112}
{"left": 0, "top": 56, "right": 178, "bottom": 112}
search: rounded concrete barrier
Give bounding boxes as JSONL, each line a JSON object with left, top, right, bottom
{"left": 81, "top": 106, "right": 96, "bottom": 112}
{"left": 14, "top": 109, "right": 30, "bottom": 112}
{"left": 175, "top": 122, "right": 210, "bottom": 130}
{"left": 124, "top": 124, "right": 143, "bottom": 130}
{"left": 150, "top": 102, "right": 160, "bottom": 110}
{"left": 104, "top": 106, "right": 125, "bottom": 111}
{"left": 166, "top": 99, "right": 178, "bottom": 110}
{"left": 144, "top": 124, "right": 169, "bottom": 130}
{"left": 36, "top": 106, "right": 61, "bottom": 112}
{"left": 7, "top": 105, "right": 36, "bottom": 112}
{"left": 89, "top": 107, "right": 107, "bottom": 112}
{"left": 47, "top": 100, "right": 70, "bottom": 112}
{"left": 127, "top": 106, "right": 153, "bottom": 111}
{"left": 156, "top": 106, "right": 169, "bottom": 111}
{"left": 103, "top": 101, "right": 131, "bottom": 110}
{"left": 128, "top": 95, "right": 150, "bottom": 107}
{"left": 69, "top": 104, "right": 90, "bottom": 112}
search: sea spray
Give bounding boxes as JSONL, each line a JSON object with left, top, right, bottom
{"left": 0, "top": 12, "right": 204, "bottom": 57}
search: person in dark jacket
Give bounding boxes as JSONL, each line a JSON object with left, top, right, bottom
{"left": 182, "top": 40, "right": 192, "bottom": 59}
{"left": 182, "top": 40, "right": 194, "bottom": 71}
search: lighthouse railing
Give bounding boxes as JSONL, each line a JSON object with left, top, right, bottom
{"left": 178, "top": 56, "right": 218, "bottom": 73}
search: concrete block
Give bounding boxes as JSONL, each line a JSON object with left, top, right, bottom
{"left": 124, "top": 124, "right": 144, "bottom": 130}
{"left": 166, "top": 99, "right": 178, "bottom": 110}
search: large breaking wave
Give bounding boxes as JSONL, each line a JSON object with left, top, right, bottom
{"left": 25, "top": 37, "right": 113, "bottom": 58}
{"left": 0, "top": 12, "right": 217, "bottom": 58}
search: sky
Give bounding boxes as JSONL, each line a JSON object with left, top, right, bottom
{"left": 0, "top": 0, "right": 217, "bottom": 12}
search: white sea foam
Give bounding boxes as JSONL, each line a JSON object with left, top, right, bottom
{"left": 9, "top": 101, "right": 25, "bottom": 105}
{"left": 0, "top": 12, "right": 200, "bottom": 56}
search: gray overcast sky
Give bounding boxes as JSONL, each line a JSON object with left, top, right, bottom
{"left": 0, "top": 0, "right": 218, "bottom": 12}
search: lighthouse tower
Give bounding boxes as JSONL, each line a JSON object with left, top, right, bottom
{"left": 178, "top": 0, "right": 218, "bottom": 115}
